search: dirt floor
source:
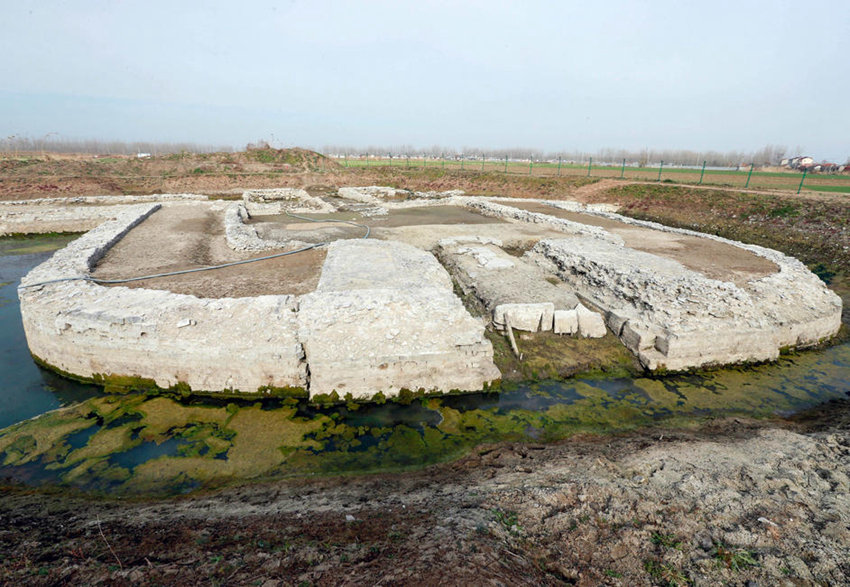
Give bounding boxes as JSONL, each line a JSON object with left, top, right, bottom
{"left": 1, "top": 403, "right": 847, "bottom": 586}
{"left": 506, "top": 201, "right": 778, "bottom": 284}
{"left": 92, "top": 204, "right": 325, "bottom": 298}
{"left": 251, "top": 206, "right": 506, "bottom": 245}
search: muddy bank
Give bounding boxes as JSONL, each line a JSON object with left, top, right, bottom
{"left": 1, "top": 405, "right": 848, "bottom": 586}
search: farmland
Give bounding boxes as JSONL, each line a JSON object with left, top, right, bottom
{"left": 338, "top": 155, "right": 850, "bottom": 193}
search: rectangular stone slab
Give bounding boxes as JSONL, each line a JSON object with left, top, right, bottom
{"left": 299, "top": 288, "right": 499, "bottom": 398}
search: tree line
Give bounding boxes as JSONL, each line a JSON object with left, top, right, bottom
{"left": 1, "top": 136, "right": 231, "bottom": 155}
{"left": 321, "top": 144, "right": 794, "bottom": 167}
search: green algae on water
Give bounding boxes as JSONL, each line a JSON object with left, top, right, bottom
{"left": 1, "top": 338, "right": 848, "bottom": 496}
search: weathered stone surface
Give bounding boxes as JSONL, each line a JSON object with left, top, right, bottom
{"left": 242, "top": 188, "right": 335, "bottom": 214}
{"left": 19, "top": 205, "right": 307, "bottom": 392}
{"left": 553, "top": 309, "right": 578, "bottom": 335}
{"left": 337, "top": 186, "right": 465, "bottom": 203}
{"left": 298, "top": 288, "right": 499, "bottom": 398}
{"left": 575, "top": 303, "right": 607, "bottom": 338}
{"left": 338, "top": 186, "right": 407, "bottom": 203}
{"left": 19, "top": 205, "right": 498, "bottom": 397}
{"left": 15, "top": 188, "right": 845, "bottom": 397}
{"left": 317, "top": 239, "right": 452, "bottom": 292}
{"left": 437, "top": 241, "right": 577, "bottom": 332}
{"left": 532, "top": 235, "right": 842, "bottom": 369}
{"left": 493, "top": 303, "right": 554, "bottom": 332}
{"left": 224, "top": 203, "right": 312, "bottom": 252}
{"left": 301, "top": 238, "right": 499, "bottom": 396}
{"left": 488, "top": 197, "right": 618, "bottom": 215}
{"left": 461, "top": 198, "right": 622, "bottom": 244}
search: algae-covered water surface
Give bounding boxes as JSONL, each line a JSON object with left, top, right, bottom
{"left": 1, "top": 234, "right": 849, "bottom": 496}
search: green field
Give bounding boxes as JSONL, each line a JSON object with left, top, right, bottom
{"left": 804, "top": 184, "right": 850, "bottom": 194}
{"left": 335, "top": 156, "right": 850, "bottom": 194}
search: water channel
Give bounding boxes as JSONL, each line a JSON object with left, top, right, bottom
{"left": 1, "top": 235, "right": 848, "bottom": 496}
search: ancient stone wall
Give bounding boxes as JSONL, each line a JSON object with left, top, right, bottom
{"left": 19, "top": 205, "right": 308, "bottom": 393}
{"left": 19, "top": 205, "right": 499, "bottom": 397}
{"left": 0, "top": 194, "right": 208, "bottom": 235}
{"left": 531, "top": 236, "right": 842, "bottom": 370}
{"left": 299, "top": 239, "right": 500, "bottom": 398}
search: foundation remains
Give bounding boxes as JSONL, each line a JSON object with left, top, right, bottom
{"left": 12, "top": 186, "right": 843, "bottom": 398}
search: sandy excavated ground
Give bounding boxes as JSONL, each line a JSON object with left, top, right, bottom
{"left": 91, "top": 204, "right": 326, "bottom": 298}
{"left": 1, "top": 404, "right": 847, "bottom": 586}
{"left": 508, "top": 201, "right": 778, "bottom": 285}
{"left": 93, "top": 198, "right": 780, "bottom": 298}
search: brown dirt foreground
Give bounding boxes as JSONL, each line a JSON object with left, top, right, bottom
{"left": 1, "top": 402, "right": 848, "bottom": 587}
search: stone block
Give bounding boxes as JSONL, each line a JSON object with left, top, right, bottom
{"left": 317, "top": 239, "right": 452, "bottom": 292}
{"left": 553, "top": 309, "right": 578, "bottom": 335}
{"left": 576, "top": 303, "right": 607, "bottom": 338}
{"left": 493, "top": 303, "right": 554, "bottom": 332}
{"left": 299, "top": 289, "right": 499, "bottom": 398}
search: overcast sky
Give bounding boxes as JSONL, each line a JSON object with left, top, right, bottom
{"left": 2, "top": 0, "right": 848, "bottom": 160}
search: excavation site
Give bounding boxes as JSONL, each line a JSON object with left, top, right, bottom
{"left": 2, "top": 175, "right": 849, "bottom": 587}
{"left": 11, "top": 185, "right": 842, "bottom": 400}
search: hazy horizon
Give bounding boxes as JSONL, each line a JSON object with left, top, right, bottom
{"left": 2, "top": 1, "right": 848, "bottom": 161}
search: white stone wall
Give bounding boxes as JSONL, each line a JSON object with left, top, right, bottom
{"left": 532, "top": 237, "right": 842, "bottom": 370}
{"left": 337, "top": 186, "right": 408, "bottom": 203}
{"left": 0, "top": 195, "right": 207, "bottom": 236}
{"left": 19, "top": 207, "right": 500, "bottom": 398}
{"left": 459, "top": 198, "right": 621, "bottom": 243}
{"left": 223, "top": 203, "right": 312, "bottom": 252}
{"left": 300, "top": 239, "right": 500, "bottom": 397}
{"left": 242, "top": 188, "right": 335, "bottom": 214}
{"left": 16, "top": 188, "right": 844, "bottom": 394}
{"left": 19, "top": 205, "right": 308, "bottom": 393}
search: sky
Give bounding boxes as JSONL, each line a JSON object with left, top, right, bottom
{"left": 1, "top": 0, "right": 848, "bottom": 160}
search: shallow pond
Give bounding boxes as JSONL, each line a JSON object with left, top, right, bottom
{"left": 1, "top": 234, "right": 848, "bottom": 496}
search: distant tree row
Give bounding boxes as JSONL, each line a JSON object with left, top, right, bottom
{"left": 4, "top": 136, "right": 824, "bottom": 167}
{"left": 0, "top": 136, "right": 232, "bottom": 155}
{"left": 321, "top": 144, "right": 794, "bottom": 167}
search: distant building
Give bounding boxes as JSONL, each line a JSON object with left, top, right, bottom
{"left": 785, "top": 156, "right": 814, "bottom": 170}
